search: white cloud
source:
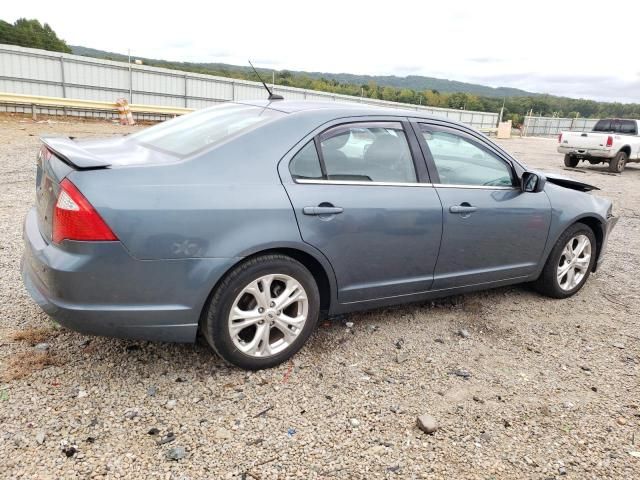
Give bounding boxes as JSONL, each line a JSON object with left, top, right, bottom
{"left": 3, "top": 0, "right": 639, "bottom": 102}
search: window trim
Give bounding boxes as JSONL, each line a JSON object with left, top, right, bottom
{"left": 414, "top": 122, "right": 518, "bottom": 188}
{"left": 288, "top": 120, "right": 430, "bottom": 186}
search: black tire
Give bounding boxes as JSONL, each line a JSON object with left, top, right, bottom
{"left": 202, "top": 254, "right": 320, "bottom": 370}
{"left": 564, "top": 154, "right": 579, "bottom": 168}
{"left": 534, "top": 223, "right": 596, "bottom": 299}
{"left": 609, "top": 151, "right": 627, "bottom": 173}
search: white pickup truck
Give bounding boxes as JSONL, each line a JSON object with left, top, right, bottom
{"left": 557, "top": 118, "right": 640, "bottom": 172}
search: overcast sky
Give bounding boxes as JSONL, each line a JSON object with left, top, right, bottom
{"left": 4, "top": 1, "right": 640, "bottom": 103}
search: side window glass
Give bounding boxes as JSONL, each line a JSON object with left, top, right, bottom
{"left": 289, "top": 141, "right": 323, "bottom": 180}
{"left": 619, "top": 120, "right": 637, "bottom": 134}
{"left": 319, "top": 123, "right": 417, "bottom": 183}
{"left": 593, "top": 120, "right": 612, "bottom": 132}
{"left": 420, "top": 127, "right": 514, "bottom": 187}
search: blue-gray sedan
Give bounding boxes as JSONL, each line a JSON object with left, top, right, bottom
{"left": 22, "top": 100, "right": 618, "bottom": 369}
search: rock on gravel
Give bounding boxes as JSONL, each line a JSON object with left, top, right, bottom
{"left": 166, "top": 446, "right": 186, "bottom": 461}
{"left": 416, "top": 414, "right": 438, "bottom": 434}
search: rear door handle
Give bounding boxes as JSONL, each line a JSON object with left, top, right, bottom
{"left": 303, "top": 206, "right": 344, "bottom": 215}
{"left": 449, "top": 205, "right": 477, "bottom": 214}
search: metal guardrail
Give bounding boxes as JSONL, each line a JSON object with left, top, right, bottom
{"left": 0, "top": 92, "right": 191, "bottom": 117}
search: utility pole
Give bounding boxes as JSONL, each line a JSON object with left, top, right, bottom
{"left": 128, "top": 48, "right": 132, "bottom": 101}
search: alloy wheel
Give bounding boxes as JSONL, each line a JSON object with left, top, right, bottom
{"left": 557, "top": 234, "right": 591, "bottom": 291}
{"left": 228, "top": 274, "right": 309, "bottom": 357}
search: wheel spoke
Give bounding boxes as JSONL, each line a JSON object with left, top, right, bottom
{"left": 557, "top": 261, "right": 572, "bottom": 281}
{"left": 244, "top": 276, "right": 274, "bottom": 309}
{"left": 574, "top": 256, "right": 590, "bottom": 271}
{"left": 565, "top": 267, "right": 576, "bottom": 288}
{"left": 275, "top": 281, "right": 307, "bottom": 310}
{"left": 229, "top": 310, "right": 263, "bottom": 337}
{"left": 574, "top": 237, "right": 589, "bottom": 257}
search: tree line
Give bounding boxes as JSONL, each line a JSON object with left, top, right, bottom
{"left": 0, "top": 18, "right": 71, "bottom": 53}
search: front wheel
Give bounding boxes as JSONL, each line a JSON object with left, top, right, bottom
{"left": 564, "top": 154, "right": 579, "bottom": 168}
{"left": 609, "top": 151, "right": 627, "bottom": 173}
{"left": 534, "top": 223, "right": 596, "bottom": 299}
{"left": 202, "top": 254, "right": 320, "bottom": 370}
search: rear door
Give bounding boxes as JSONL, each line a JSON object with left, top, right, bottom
{"left": 415, "top": 122, "right": 551, "bottom": 289}
{"left": 280, "top": 119, "right": 443, "bottom": 304}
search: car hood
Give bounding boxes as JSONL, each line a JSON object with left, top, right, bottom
{"left": 541, "top": 172, "right": 599, "bottom": 192}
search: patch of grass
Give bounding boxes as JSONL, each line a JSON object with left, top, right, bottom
{"left": 1, "top": 351, "right": 63, "bottom": 382}
{"left": 10, "top": 326, "right": 57, "bottom": 345}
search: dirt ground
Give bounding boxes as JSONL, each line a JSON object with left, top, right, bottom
{"left": 0, "top": 115, "right": 638, "bottom": 479}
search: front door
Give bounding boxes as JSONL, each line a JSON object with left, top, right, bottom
{"left": 281, "top": 120, "right": 443, "bottom": 304}
{"left": 416, "top": 123, "right": 551, "bottom": 290}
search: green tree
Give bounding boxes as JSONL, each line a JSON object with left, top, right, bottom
{"left": 0, "top": 18, "right": 71, "bottom": 53}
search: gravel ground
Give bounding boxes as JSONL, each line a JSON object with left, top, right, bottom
{"left": 0, "top": 115, "right": 638, "bottom": 479}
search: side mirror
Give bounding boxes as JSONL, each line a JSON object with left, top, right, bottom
{"left": 521, "top": 171, "right": 546, "bottom": 193}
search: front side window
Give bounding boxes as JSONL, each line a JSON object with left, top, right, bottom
{"left": 420, "top": 126, "right": 514, "bottom": 187}
{"left": 319, "top": 122, "right": 417, "bottom": 183}
{"left": 131, "top": 103, "right": 284, "bottom": 156}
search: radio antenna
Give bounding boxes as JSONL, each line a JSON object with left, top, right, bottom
{"left": 248, "top": 60, "right": 284, "bottom": 100}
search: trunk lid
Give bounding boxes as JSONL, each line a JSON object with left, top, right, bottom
{"left": 34, "top": 136, "right": 177, "bottom": 243}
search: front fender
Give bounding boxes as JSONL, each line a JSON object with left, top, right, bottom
{"left": 538, "top": 182, "right": 611, "bottom": 275}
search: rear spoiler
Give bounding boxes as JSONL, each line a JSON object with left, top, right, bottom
{"left": 41, "top": 136, "right": 111, "bottom": 170}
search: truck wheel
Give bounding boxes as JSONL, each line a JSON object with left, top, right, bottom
{"left": 564, "top": 155, "right": 578, "bottom": 168}
{"left": 609, "top": 151, "right": 627, "bottom": 173}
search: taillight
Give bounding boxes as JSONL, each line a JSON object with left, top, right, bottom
{"left": 558, "top": 133, "right": 562, "bottom": 143}
{"left": 606, "top": 136, "right": 613, "bottom": 147}
{"left": 52, "top": 179, "right": 117, "bottom": 243}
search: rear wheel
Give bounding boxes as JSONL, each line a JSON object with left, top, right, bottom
{"left": 202, "top": 254, "right": 320, "bottom": 370}
{"left": 609, "top": 151, "right": 627, "bottom": 173}
{"left": 534, "top": 223, "right": 596, "bottom": 299}
{"left": 564, "top": 154, "right": 579, "bottom": 168}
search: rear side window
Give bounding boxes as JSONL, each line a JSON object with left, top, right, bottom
{"left": 593, "top": 120, "right": 612, "bottom": 132}
{"left": 131, "top": 103, "right": 284, "bottom": 156}
{"left": 289, "top": 141, "right": 323, "bottom": 180}
{"left": 319, "top": 122, "right": 417, "bottom": 183}
{"left": 619, "top": 120, "right": 637, "bottom": 134}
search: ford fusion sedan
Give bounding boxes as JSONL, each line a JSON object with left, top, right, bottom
{"left": 22, "top": 101, "right": 618, "bottom": 369}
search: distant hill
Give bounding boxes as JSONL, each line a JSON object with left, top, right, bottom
{"left": 70, "top": 45, "right": 534, "bottom": 98}
{"left": 288, "top": 72, "right": 534, "bottom": 98}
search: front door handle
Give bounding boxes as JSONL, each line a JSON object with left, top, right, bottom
{"left": 449, "top": 205, "right": 477, "bottom": 214}
{"left": 303, "top": 206, "right": 344, "bottom": 216}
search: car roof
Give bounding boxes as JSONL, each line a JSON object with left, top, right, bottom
{"left": 236, "top": 99, "right": 446, "bottom": 121}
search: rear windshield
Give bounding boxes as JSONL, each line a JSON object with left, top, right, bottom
{"left": 593, "top": 119, "right": 637, "bottom": 135}
{"left": 131, "top": 103, "right": 284, "bottom": 156}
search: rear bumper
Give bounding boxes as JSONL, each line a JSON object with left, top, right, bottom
{"left": 594, "top": 214, "right": 619, "bottom": 271}
{"left": 21, "top": 208, "right": 235, "bottom": 343}
{"left": 557, "top": 146, "right": 613, "bottom": 159}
